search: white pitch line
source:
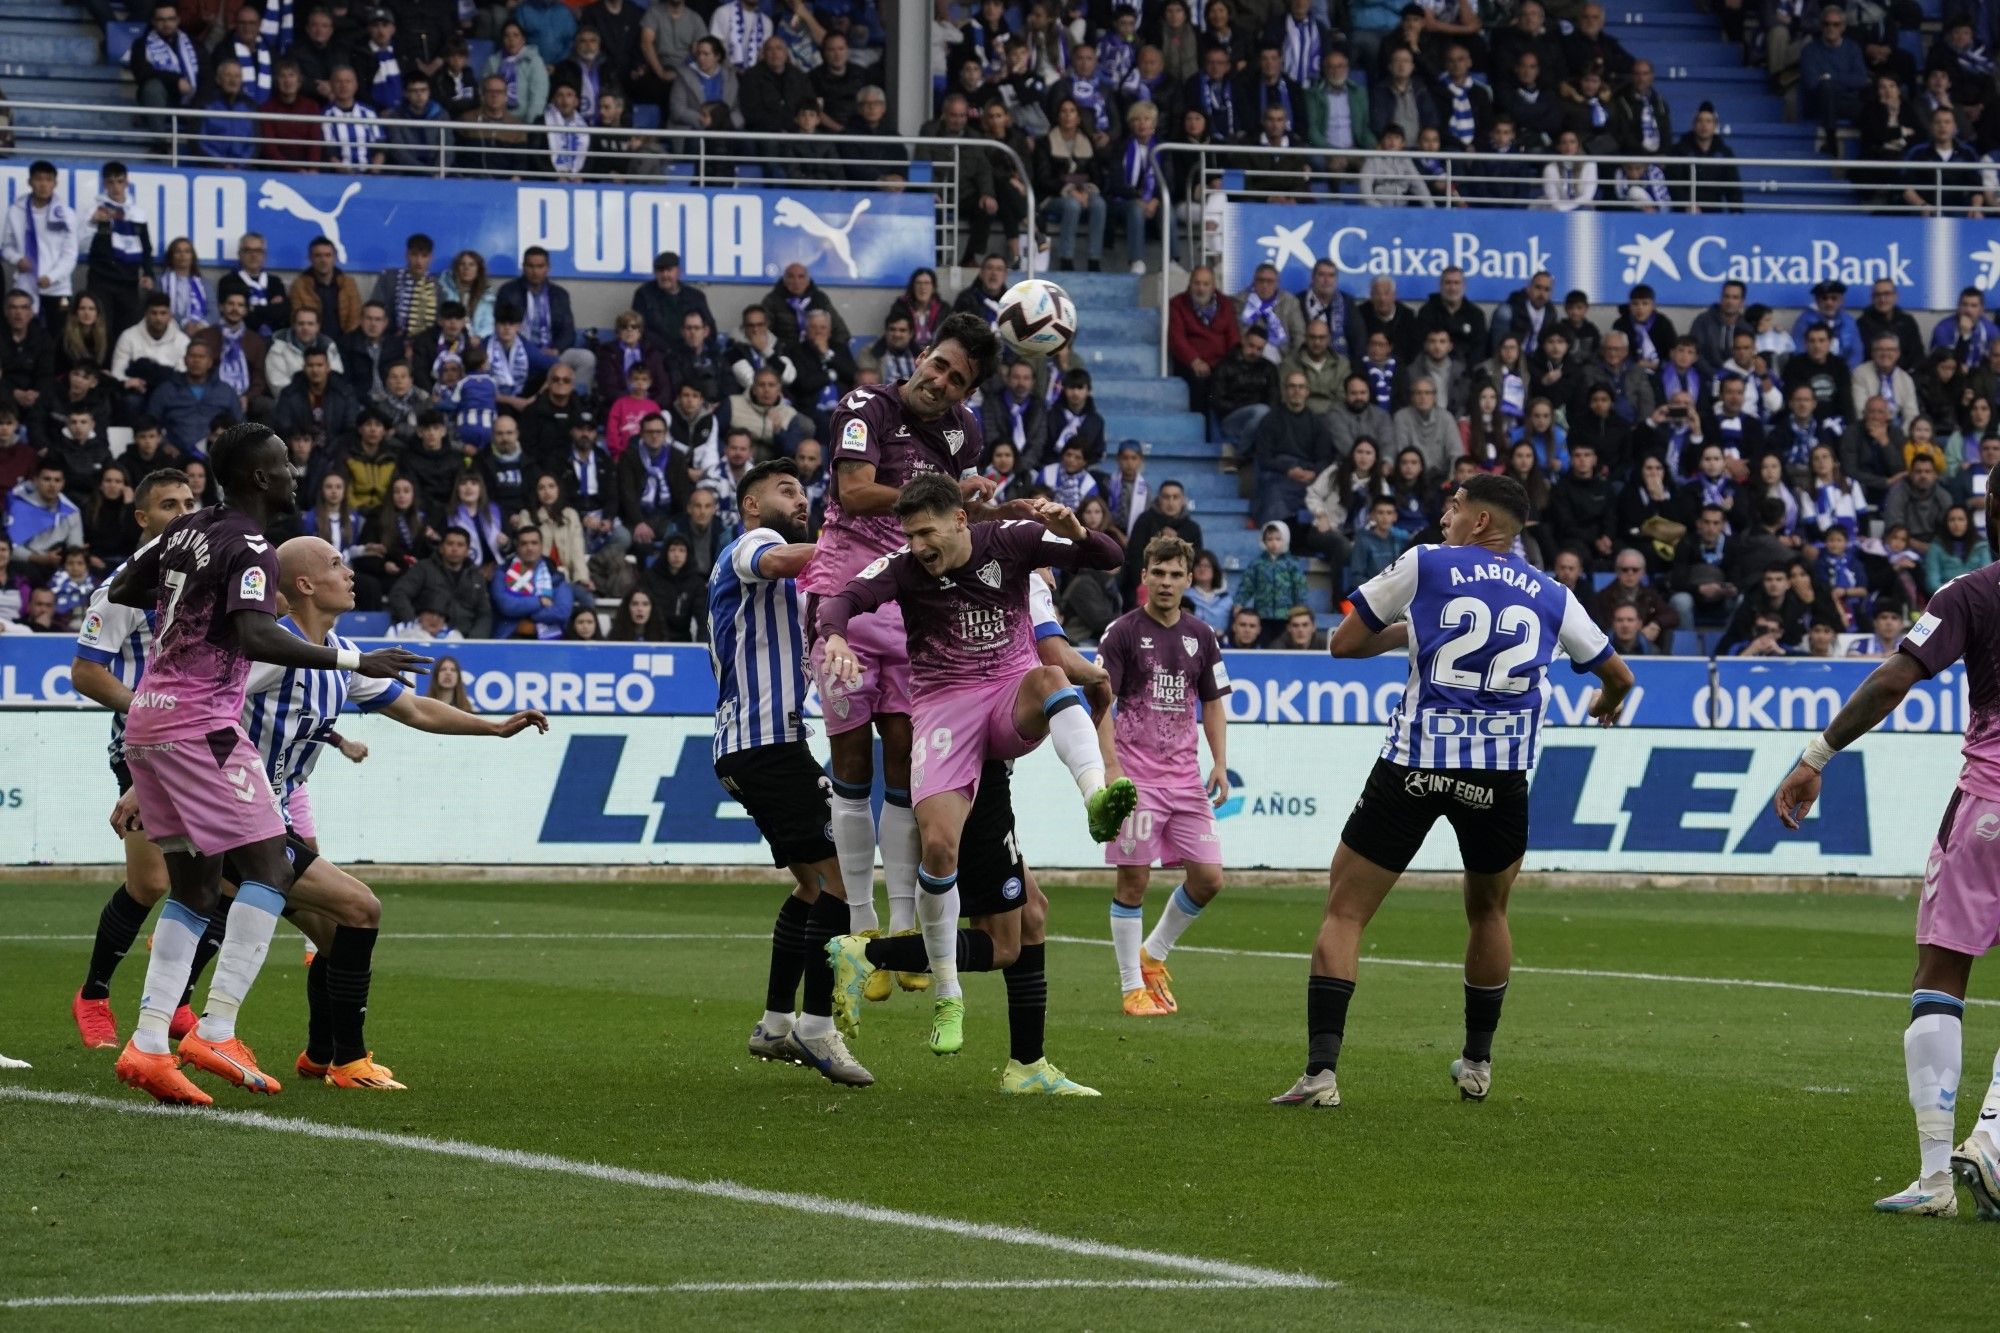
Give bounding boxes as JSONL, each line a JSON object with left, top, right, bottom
{"left": 0, "top": 1088, "right": 1326, "bottom": 1291}
{"left": 9, "top": 928, "right": 1988, "bottom": 1008}
{"left": 3, "top": 1277, "right": 1285, "bottom": 1311}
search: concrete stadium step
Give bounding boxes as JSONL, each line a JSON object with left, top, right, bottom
{"left": 0, "top": 19, "right": 102, "bottom": 66}
{"left": 1656, "top": 64, "right": 1765, "bottom": 85}
{"left": 1610, "top": 11, "right": 1721, "bottom": 32}
{"left": 0, "top": 60, "right": 125, "bottom": 84}
{"left": 1045, "top": 271, "right": 1150, "bottom": 310}
{"left": 7, "top": 132, "right": 141, "bottom": 162}
{"left": 12, "top": 104, "right": 139, "bottom": 133}
{"left": 5, "top": 76, "right": 137, "bottom": 105}
{"left": 1099, "top": 409, "right": 1205, "bottom": 444}
{"left": 1137, "top": 434, "right": 1222, "bottom": 459}
{"left": 0, "top": 0, "right": 73, "bottom": 18}
{"left": 1637, "top": 39, "right": 1754, "bottom": 68}
{"left": 1071, "top": 340, "right": 1163, "bottom": 377}
{"left": 1088, "top": 377, "right": 1188, "bottom": 412}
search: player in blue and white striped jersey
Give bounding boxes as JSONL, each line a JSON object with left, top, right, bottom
{"left": 67, "top": 468, "right": 199, "bottom": 1051}
{"left": 125, "top": 533, "right": 547, "bottom": 1089}
{"left": 1273, "top": 474, "right": 1633, "bottom": 1110}
{"left": 707, "top": 458, "right": 873, "bottom": 1088}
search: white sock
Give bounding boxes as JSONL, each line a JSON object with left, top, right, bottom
{"left": 917, "top": 869, "right": 962, "bottom": 998}
{"left": 195, "top": 883, "right": 285, "bottom": 1044}
{"left": 829, "top": 790, "right": 879, "bottom": 933}
{"left": 1110, "top": 899, "right": 1144, "bottom": 992}
{"left": 1143, "top": 883, "right": 1205, "bottom": 962}
{"left": 795, "top": 1012, "right": 833, "bottom": 1039}
{"left": 134, "top": 899, "right": 207, "bottom": 1055}
{"left": 760, "top": 1009, "right": 794, "bottom": 1033}
{"left": 1906, "top": 993, "right": 1964, "bottom": 1179}
{"left": 1044, "top": 689, "right": 1106, "bottom": 799}
{"left": 1978, "top": 1044, "right": 2000, "bottom": 1147}
{"left": 881, "top": 797, "right": 920, "bottom": 933}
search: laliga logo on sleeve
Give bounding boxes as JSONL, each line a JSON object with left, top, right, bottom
{"left": 239, "top": 567, "right": 267, "bottom": 601}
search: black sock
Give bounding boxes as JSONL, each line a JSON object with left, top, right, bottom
{"left": 1463, "top": 981, "right": 1508, "bottom": 1063}
{"left": 325, "top": 926, "right": 379, "bottom": 1066}
{"left": 957, "top": 928, "right": 996, "bottom": 973}
{"left": 865, "top": 932, "right": 932, "bottom": 972}
{"left": 800, "top": 896, "right": 850, "bottom": 1019}
{"left": 304, "top": 953, "right": 333, "bottom": 1065}
{"left": 765, "top": 895, "right": 811, "bottom": 1013}
{"left": 1306, "top": 975, "right": 1356, "bottom": 1075}
{"left": 80, "top": 884, "right": 151, "bottom": 1000}
{"left": 1003, "top": 942, "right": 1047, "bottom": 1065}
{"left": 179, "top": 908, "right": 229, "bottom": 1009}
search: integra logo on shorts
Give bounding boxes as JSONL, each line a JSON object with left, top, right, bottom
{"left": 1403, "top": 770, "right": 1495, "bottom": 808}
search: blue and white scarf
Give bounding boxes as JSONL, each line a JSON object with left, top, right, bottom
{"left": 217, "top": 324, "right": 251, "bottom": 396}
{"left": 487, "top": 333, "right": 529, "bottom": 393}
{"left": 1069, "top": 75, "right": 1111, "bottom": 133}
{"left": 1240, "top": 291, "right": 1288, "bottom": 356}
{"left": 163, "top": 270, "right": 207, "bottom": 326}
{"left": 260, "top": 0, "right": 295, "bottom": 54}
{"left": 1283, "top": 17, "right": 1321, "bottom": 88}
{"left": 523, "top": 285, "right": 552, "bottom": 346}
{"left": 97, "top": 193, "right": 148, "bottom": 267}
{"left": 226, "top": 37, "right": 273, "bottom": 102}
{"left": 547, "top": 107, "right": 589, "bottom": 174}
{"left": 1441, "top": 76, "right": 1477, "bottom": 147}
{"left": 368, "top": 43, "right": 404, "bottom": 109}
{"left": 144, "top": 27, "right": 200, "bottom": 86}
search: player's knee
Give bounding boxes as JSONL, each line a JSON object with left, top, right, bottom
{"left": 990, "top": 935, "right": 1022, "bottom": 968}
{"left": 345, "top": 888, "right": 382, "bottom": 930}
{"left": 1022, "top": 886, "right": 1048, "bottom": 939}
{"left": 919, "top": 835, "right": 958, "bottom": 877}
{"left": 128, "top": 866, "right": 171, "bottom": 902}
{"left": 1185, "top": 864, "right": 1224, "bottom": 899}
{"left": 1027, "top": 664, "right": 1069, "bottom": 699}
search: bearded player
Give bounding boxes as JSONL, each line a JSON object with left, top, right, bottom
{"left": 1097, "top": 532, "right": 1231, "bottom": 1017}
{"left": 105, "top": 423, "right": 427, "bottom": 1105}
{"left": 816, "top": 475, "right": 1137, "bottom": 1055}
{"left": 799, "top": 312, "right": 1037, "bottom": 978}
{"left": 1774, "top": 481, "right": 2000, "bottom": 1220}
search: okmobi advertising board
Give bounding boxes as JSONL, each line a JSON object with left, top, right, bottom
{"left": 0, "top": 162, "right": 931, "bottom": 286}
{"left": 0, "top": 638, "right": 1978, "bottom": 733}
{"left": 0, "top": 712, "right": 1962, "bottom": 874}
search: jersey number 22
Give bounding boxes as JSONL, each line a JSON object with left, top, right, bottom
{"left": 1431, "top": 596, "right": 1540, "bottom": 695}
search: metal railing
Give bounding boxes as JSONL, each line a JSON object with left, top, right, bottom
{"left": 0, "top": 99, "right": 1037, "bottom": 277}
{"left": 1148, "top": 138, "right": 2000, "bottom": 373}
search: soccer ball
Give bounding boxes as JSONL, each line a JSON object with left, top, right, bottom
{"left": 995, "top": 278, "right": 1077, "bottom": 358}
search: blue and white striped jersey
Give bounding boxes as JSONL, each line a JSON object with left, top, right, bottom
{"left": 709, "top": 526, "right": 808, "bottom": 760}
{"left": 242, "top": 617, "right": 404, "bottom": 818}
{"left": 1350, "top": 544, "right": 1611, "bottom": 772}
{"left": 73, "top": 550, "right": 155, "bottom": 764}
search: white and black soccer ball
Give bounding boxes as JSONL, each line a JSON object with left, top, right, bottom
{"left": 995, "top": 278, "right": 1077, "bottom": 358}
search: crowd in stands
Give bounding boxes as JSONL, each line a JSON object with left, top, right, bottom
{"left": 1168, "top": 255, "right": 1997, "bottom": 654}
{"left": 106, "top": 0, "right": 900, "bottom": 182}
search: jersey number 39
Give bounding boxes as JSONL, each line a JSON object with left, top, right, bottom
{"left": 1430, "top": 596, "right": 1540, "bottom": 695}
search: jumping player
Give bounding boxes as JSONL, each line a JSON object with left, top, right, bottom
{"left": 829, "top": 759, "right": 1099, "bottom": 1095}
{"left": 1098, "top": 532, "right": 1231, "bottom": 1017}
{"left": 1272, "top": 474, "right": 1632, "bottom": 1110}
{"left": 105, "top": 422, "right": 428, "bottom": 1105}
{"left": 800, "top": 312, "right": 1032, "bottom": 966}
{"left": 816, "top": 475, "right": 1138, "bottom": 1055}
{"left": 1774, "top": 489, "right": 2000, "bottom": 1219}
{"left": 129, "top": 534, "right": 547, "bottom": 1089}
{"left": 711, "top": 459, "right": 871, "bottom": 1088}
{"left": 68, "top": 468, "right": 203, "bottom": 1048}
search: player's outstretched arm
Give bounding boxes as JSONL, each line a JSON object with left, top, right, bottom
{"left": 232, "top": 611, "right": 433, "bottom": 684}
{"left": 1774, "top": 652, "right": 1925, "bottom": 829}
{"left": 750, "top": 541, "right": 820, "bottom": 580}
{"left": 383, "top": 691, "right": 549, "bottom": 738}
{"left": 1587, "top": 653, "right": 1635, "bottom": 726}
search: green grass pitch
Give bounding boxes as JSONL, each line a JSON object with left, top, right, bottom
{"left": 2, "top": 878, "right": 1997, "bottom": 1329}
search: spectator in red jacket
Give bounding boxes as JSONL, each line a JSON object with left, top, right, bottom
{"left": 1168, "top": 265, "right": 1240, "bottom": 418}
{"left": 257, "top": 59, "right": 325, "bottom": 166}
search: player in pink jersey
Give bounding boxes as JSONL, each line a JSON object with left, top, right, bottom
{"left": 816, "top": 474, "right": 1139, "bottom": 1055}
{"left": 1097, "top": 531, "right": 1232, "bottom": 1018}
{"left": 104, "top": 422, "right": 428, "bottom": 1106}
{"left": 1776, "top": 488, "right": 2000, "bottom": 1220}
{"left": 800, "top": 311, "right": 1038, "bottom": 979}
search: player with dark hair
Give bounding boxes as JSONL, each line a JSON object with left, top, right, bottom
{"left": 1098, "top": 530, "right": 1232, "bottom": 1016}
{"left": 798, "top": 311, "right": 1033, "bottom": 994}
{"left": 1774, "top": 481, "right": 2000, "bottom": 1219}
{"left": 104, "top": 422, "right": 428, "bottom": 1105}
{"left": 712, "top": 458, "right": 871, "bottom": 1087}
{"left": 1273, "top": 472, "right": 1633, "bottom": 1109}
{"left": 67, "top": 468, "right": 202, "bottom": 1049}
{"left": 816, "top": 474, "right": 1137, "bottom": 1055}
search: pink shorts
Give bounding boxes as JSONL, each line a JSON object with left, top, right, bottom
{"left": 1918, "top": 788, "right": 2000, "bottom": 957}
{"left": 1106, "top": 781, "right": 1222, "bottom": 869}
{"left": 126, "top": 727, "right": 287, "bottom": 858}
{"left": 812, "top": 601, "right": 913, "bottom": 736}
{"left": 285, "top": 787, "right": 316, "bottom": 841}
{"left": 909, "top": 676, "right": 1040, "bottom": 806}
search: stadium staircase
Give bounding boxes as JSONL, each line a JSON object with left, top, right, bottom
{"left": 1, "top": 2, "right": 138, "bottom": 161}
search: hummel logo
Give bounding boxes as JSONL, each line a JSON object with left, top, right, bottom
{"left": 245, "top": 536, "right": 270, "bottom": 553}
{"left": 227, "top": 767, "right": 259, "bottom": 804}
{"left": 893, "top": 425, "right": 910, "bottom": 438}
{"left": 1980, "top": 1110, "right": 1997, "bottom": 1121}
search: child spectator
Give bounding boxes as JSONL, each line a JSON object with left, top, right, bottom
{"left": 1879, "top": 523, "right": 1926, "bottom": 610}
{"left": 1815, "top": 524, "right": 1869, "bottom": 627}
{"left": 1345, "top": 497, "right": 1409, "bottom": 596}
{"left": 1239, "top": 519, "right": 1310, "bottom": 644}
{"left": 1749, "top": 303, "right": 1795, "bottom": 367}
{"left": 48, "top": 546, "right": 96, "bottom": 629}
{"left": 608, "top": 361, "right": 663, "bottom": 458}
{"left": 1185, "top": 549, "right": 1231, "bottom": 632}
{"left": 1047, "top": 367, "right": 1107, "bottom": 465}
{"left": 1035, "top": 440, "right": 1102, "bottom": 509}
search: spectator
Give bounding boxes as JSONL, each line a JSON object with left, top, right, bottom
{"left": 668, "top": 310, "right": 723, "bottom": 404}
{"left": 322, "top": 65, "right": 386, "bottom": 169}
{"left": 740, "top": 34, "right": 815, "bottom": 133}
{"left": 1607, "top": 602, "right": 1653, "bottom": 656}
{"left": 560, "top": 413, "right": 631, "bottom": 568}
{"left": 80, "top": 466, "right": 136, "bottom": 570}
{"left": 1848, "top": 601, "right": 1907, "bottom": 656}
{"left": 630, "top": 251, "right": 713, "bottom": 352}
{"left": 1783, "top": 324, "right": 1854, "bottom": 427}
{"left": 1242, "top": 106, "right": 1311, "bottom": 201}
{"left": 1792, "top": 280, "right": 1865, "bottom": 368}
{"left": 113, "top": 415, "right": 170, "bottom": 490}
{"left": 400, "top": 411, "right": 460, "bottom": 515}
{"left": 1537, "top": 129, "right": 1598, "bottom": 210}
{"left": 1668, "top": 504, "right": 1740, "bottom": 631}
{"left": 618, "top": 411, "right": 692, "bottom": 550}
{"left": 0, "top": 292, "right": 51, "bottom": 418}
{"left": 286, "top": 236, "right": 361, "bottom": 337}
{"left": 1250, "top": 368, "right": 1336, "bottom": 528}
{"left": 454, "top": 73, "right": 530, "bottom": 176}
{"left": 479, "top": 414, "right": 535, "bottom": 516}
{"left": 1181, "top": 549, "right": 1230, "bottom": 632}
{"left": 1688, "top": 281, "right": 1752, "bottom": 374}
{"left": 1361, "top": 122, "right": 1432, "bottom": 204}
{"left": 730, "top": 367, "right": 806, "bottom": 457}
{"left": 7, "top": 459, "right": 83, "bottom": 577}
{"left": 788, "top": 309, "right": 857, "bottom": 435}
{"left": 187, "top": 291, "right": 268, "bottom": 417}
{"left": 485, "top": 20, "right": 552, "bottom": 123}
{"left": 131, "top": 1, "right": 200, "bottom": 122}
{"left": 1931, "top": 286, "right": 2000, "bottom": 366}
{"left": 1212, "top": 325, "right": 1279, "bottom": 447}
{"left": 216, "top": 3, "right": 275, "bottom": 103}
{"left": 1036, "top": 99, "right": 1109, "bottom": 272}
{"left": 1344, "top": 496, "right": 1409, "bottom": 595}
{"left": 670, "top": 36, "right": 743, "bottom": 130}
{"left": 189, "top": 56, "right": 260, "bottom": 163}
{"left": 1234, "top": 519, "right": 1309, "bottom": 643}
{"left": 83, "top": 164, "right": 160, "bottom": 337}
{"left": 952, "top": 253, "right": 1011, "bottom": 325}
{"left": 300, "top": 471, "right": 366, "bottom": 563}
{"left": 1884, "top": 452, "right": 1949, "bottom": 551}
{"left": 589, "top": 312, "right": 667, "bottom": 414}
{"left": 266, "top": 305, "right": 345, "bottom": 398}
{"left": 1393, "top": 375, "right": 1460, "bottom": 477}
{"left": 1226, "top": 604, "right": 1263, "bottom": 649}
{"left": 1607, "top": 58, "right": 1671, "bottom": 157}
{"left": 254, "top": 57, "right": 326, "bottom": 166}
{"left": 439, "top": 249, "right": 498, "bottom": 339}
{"left": 110, "top": 293, "right": 189, "bottom": 401}
{"left": 369, "top": 235, "right": 440, "bottom": 344}
{"left": 341, "top": 301, "right": 403, "bottom": 400}
{"left": 491, "top": 525, "right": 573, "bottom": 639}
{"left": 842, "top": 84, "right": 909, "bottom": 184}
{"left": 982, "top": 359, "right": 1049, "bottom": 469}
{"left": 1800, "top": 5, "right": 1868, "bottom": 148}
{"left": 1857, "top": 279, "right": 1924, "bottom": 370}
{"left": 1674, "top": 102, "right": 1743, "bottom": 211}
{"left": 1851, "top": 333, "right": 1919, "bottom": 431}
{"left": 146, "top": 341, "right": 241, "bottom": 456}
{"left": 390, "top": 525, "right": 494, "bottom": 638}
{"left": 1922, "top": 503, "right": 1984, "bottom": 592}
{"left": 1717, "top": 561, "right": 1805, "bottom": 655}
{"left": 810, "top": 31, "right": 865, "bottom": 127}
{"left": 1120, "top": 479, "right": 1203, "bottom": 601}
{"left": 54, "top": 295, "right": 108, "bottom": 384}
{"left": 215, "top": 232, "right": 287, "bottom": 343}
{"left": 1582, "top": 330, "right": 1656, "bottom": 425}
{"left": 1277, "top": 604, "right": 1324, "bottom": 651}
{"left": 46, "top": 405, "right": 110, "bottom": 505}
{"left": 1594, "top": 546, "right": 1680, "bottom": 650}
{"left": 645, "top": 533, "right": 709, "bottom": 640}
{"left": 275, "top": 346, "right": 361, "bottom": 453}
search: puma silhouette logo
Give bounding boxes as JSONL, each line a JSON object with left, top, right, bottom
{"left": 255, "top": 180, "right": 364, "bottom": 264}
{"left": 771, "top": 196, "right": 871, "bottom": 279}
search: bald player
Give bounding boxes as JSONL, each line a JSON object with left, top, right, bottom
{"left": 114, "top": 536, "right": 547, "bottom": 1089}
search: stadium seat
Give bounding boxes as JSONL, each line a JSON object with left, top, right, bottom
{"left": 632, "top": 104, "right": 662, "bottom": 131}
{"left": 106, "top": 21, "right": 145, "bottom": 67}
{"left": 344, "top": 612, "right": 391, "bottom": 638}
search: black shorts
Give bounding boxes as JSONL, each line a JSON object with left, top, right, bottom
{"left": 220, "top": 832, "right": 321, "bottom": 886}
{"left": 1340, "top": 758, "right": 1529, "bottom": 876}
{"left": 113, "top": 759, "right": 133, "bottom": 794}
{"left": 715, "top": 741, "right": 836, "bottom": 869}
{"left": 959, "top": 761, "right": 1027, "bottom": 918}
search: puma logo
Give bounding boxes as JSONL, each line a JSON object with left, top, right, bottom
{"left": 771, "top": 196, "right": 872, "bottom": 279}
{"left": 256, "top": 180, "right": 364, "bottom": 263}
